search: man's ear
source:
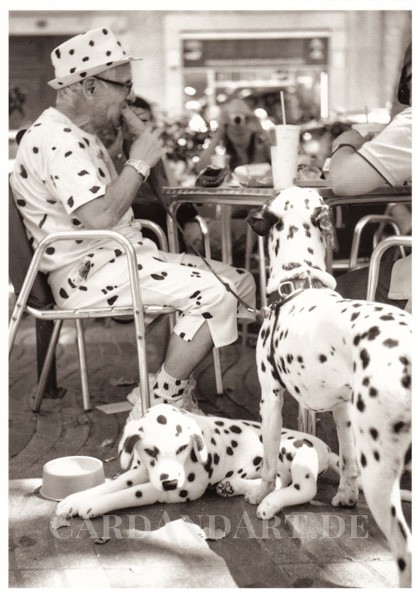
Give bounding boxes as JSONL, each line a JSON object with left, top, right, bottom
{"left": 83, "top": 77, "right": 97, "bottom": 96}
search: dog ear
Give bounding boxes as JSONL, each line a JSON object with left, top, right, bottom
{"left": 118, "top": 421, "right": 143, "bottom": 470}
{"left": 246, "top": 208, "right": 279, "bottom": 236}
{"left": 311, "top": 205, "right": 338, "bottom": 251}
{"left": 191, "top": 433, "right": 208, "bottom": 464}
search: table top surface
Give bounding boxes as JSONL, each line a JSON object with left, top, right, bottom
{"left": 162, "top": 184, "right": 411, "bottom": 204}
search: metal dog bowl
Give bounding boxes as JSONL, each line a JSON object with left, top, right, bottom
{"left": 40, "top": 456, "right": 105, "bottom": 501}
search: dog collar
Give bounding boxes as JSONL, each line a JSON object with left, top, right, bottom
{"left": 267, "top": 277, "right": 312, "bottom": 308}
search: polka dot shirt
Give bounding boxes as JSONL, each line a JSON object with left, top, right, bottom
{"left": 10, "top": 107, "right": 136, "bottom": 274}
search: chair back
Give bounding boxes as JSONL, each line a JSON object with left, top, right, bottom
{"left": 9, "top": 183, "right": 54, "bottom": 308}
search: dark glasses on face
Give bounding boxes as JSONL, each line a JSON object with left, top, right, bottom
{"left": 228, "top": 113, "right": 249, "bottom": 125}
{"left": 94, "top": 75, "right": 133, "bottom": 94}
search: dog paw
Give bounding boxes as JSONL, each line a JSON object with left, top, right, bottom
{"left": 245, "top": 480, "right": 275, "bottom": 505}
{"left": 56, "top": 496, "right": 78, "bottom": 518}
{"left": 256, "top": 496, "right": 279, "bottom": 520}
{"left": 331, "top": 490, "right": 358, "bottom": 508}
{"left": 216, "top": 480, "right": 234, "bottom": 497}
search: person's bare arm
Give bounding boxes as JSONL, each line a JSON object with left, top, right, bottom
{"left": 328, "top": 130, "right": 386, "bottom": 196}
{"left": 73, "top": 107, "right": 164, "bottom": 229}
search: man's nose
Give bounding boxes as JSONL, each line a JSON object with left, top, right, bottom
{"left": 127, "top": 88, "right": 136, "bottom": 103}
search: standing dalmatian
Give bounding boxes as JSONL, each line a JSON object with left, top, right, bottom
{"left": 246, "top": 187, "right": 411, "bottom": 587}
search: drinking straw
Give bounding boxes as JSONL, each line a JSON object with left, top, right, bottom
{"left": 280, "top": 91, "right": 286, "bottom": 125}
{"left": 365, "top": 105, "right": 369, "bottom": 123}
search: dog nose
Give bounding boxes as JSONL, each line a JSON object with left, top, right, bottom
{"left": 162, "top": 479, "right": 178, "bottom": 491}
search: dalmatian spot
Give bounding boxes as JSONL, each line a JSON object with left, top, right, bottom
{"left": 319, "top": 354, "right": 327, "bottom": 363}
{"left": 213, "top": 453, "right": 220, "bottom": 465}
{"left": 231, "top": 440, "right": 238, "bottom": 448}
{"left": 230, "top": 425, "right": 242, "bottom": 434}
{"left": 360, "top": 453, "right": 367, "bottom": 468}
{"left": 126, "top": 480, "right": 133, "bottom": 487}
{"left": 362, "top": 377, "right": 370, "bottom": 386}
{"left": 282, "top": 262, "right": 302, "bottom": 270}
{"left": 189, "top": 290, "right": 201, "bottom": 299}
{"left": 294, "top": 484, "right": 300, "bottom": 490}
{"left": 64, "top": 151, "right": 72, "bottom": 158}
{"left": 393, "top": 421, "right": 409, "bottom": 434}
{"left": 287, "top": 226, "right": 299, "bottom": 239}
{"left": 39, "top": 214, "right": 47, "bottom": 228}
{"left": 151, "top": 272, "right": 168, "bottom": 281}
{"left": 90, "top": 186, "right": 101, "bottom": 194}
{"left": 351, "top": 312, "right": 360, "bottom": 322}
{"left": 359, "top": 349, "right": 370, "bottom": 369}
{"left": 401, "top": 375, "right": 411, "bottom": 389}
{"left": 64, "top": 128, "right": 72, "bottom": 133}
{"left": 67, "top": 196, "right": 74, "bottom": 208}
{"left": 202, "top": 312, "right": 213, "bottom": 319}
{"left": 369, "top": 387, "right": 378, "bottom": 397}
{"left": 369, "top": 428, "right": 378, "bottom": 440}
{"left": 398, "top": 558, "right": 406, "bottom": 572}
{"left": 210, "top": 437, "right": 217, "bottom": 445}
{"left": 19, "top": 164, "right": 28, "bottom": 178}
{"left": 107, "top": 295, "right": 118, "bottom": 306}
{"left": 356, "top": 396, "right": 365, "bottom": 412}
{"left": 383, "top": 339, "right": 399, "bottom": 348}
{"left": 179, "top": 490, "right": 188, "bottom": 498}
{"left": 16, "top": 199, "right": 26, "bottom": 207}
{"left": 59, "top": 288, "right": 69, "bottom": 299}
{"left": 253, "top": 456, "right": 262, "bottom": 466}
{"left": 45, "top": 247, "right": 55, "bottom": 255}
{"left": 157, "top": 415, "right": 167, "bottom": 425}
{"left": 374, "top": 451, "right": 380, "bottom": 461}
{"left": 78, "top": 170, "right": 89, "bottom": 176}
{"left": 346, "top": 421, "right": 351, "bottom": 428}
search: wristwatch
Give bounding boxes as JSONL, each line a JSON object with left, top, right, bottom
{"left": 125, "top": 159, "right": 151, "bottom": 182}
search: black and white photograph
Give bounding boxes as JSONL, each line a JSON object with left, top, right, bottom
{"left": 6, "top": 0, "right": 414, "bottom": 591}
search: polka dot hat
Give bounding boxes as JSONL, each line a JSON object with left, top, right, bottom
{"left": 48, "top": 26, "right": 142, "bottom": 90}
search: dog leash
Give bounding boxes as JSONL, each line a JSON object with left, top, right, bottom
{"left": 148, "top": 171, "right": 261, "bottom": 320}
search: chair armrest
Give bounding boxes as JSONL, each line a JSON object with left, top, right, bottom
{"left": 134, "top": 219, "right": 168, "bottom": 252}
{"left": 366, "top": 235, "right": 412, "bottom": 301}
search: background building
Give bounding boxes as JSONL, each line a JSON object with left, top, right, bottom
{"left": 9, "top": 9, "right": 411, "bottom": 131}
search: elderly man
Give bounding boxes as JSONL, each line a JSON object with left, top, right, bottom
{"left": 10, "top": 27, "right": 256, "bottom": 418}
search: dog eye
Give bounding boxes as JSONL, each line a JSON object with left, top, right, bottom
{"left": 145, "top": 448, "right": 157, "bottom": 458}
{"left": 176, "top": 444, "right": 188, "bottom": 454}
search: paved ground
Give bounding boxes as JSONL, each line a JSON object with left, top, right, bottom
{"left": 9, "top": 312, "right": 411, "bottom": 588}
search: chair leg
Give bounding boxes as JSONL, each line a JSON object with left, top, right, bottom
{"left": 75, "top": 320, "right": 91, "bottom": 412}
{"left": 31, "top": 320, "right": 63, "bottom": 412}
{"left": 212, "top": 348, "right": 224, "bottom": 395}
{"left": 297, "top": 406, "right": 317, "bottom": 436}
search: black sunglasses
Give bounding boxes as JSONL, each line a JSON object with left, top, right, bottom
{"left": 94, "top": 75, "right": 133, "bottom": 94}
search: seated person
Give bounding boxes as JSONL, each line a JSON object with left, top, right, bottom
{"left": 10, "top": 28, "right": 256, "bottom": 419}
{"left": 329, "top": 42, "right": 411, "bottom": 311}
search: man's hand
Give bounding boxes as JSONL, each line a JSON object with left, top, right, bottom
{"left": 331, "top": 129, "right": 369, "bottom": 153}
{"left": 121, "top": 105, "right": 147, "bottom": 137}
{"left": 122, "top": 106, "right": 164, "bottom": 169}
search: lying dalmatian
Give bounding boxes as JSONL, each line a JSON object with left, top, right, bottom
{"left": 246, "top": 186, "right": 412, "bottom": 587}
{"left": 56, "top": 403, "right": 338, "bottom": 520}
